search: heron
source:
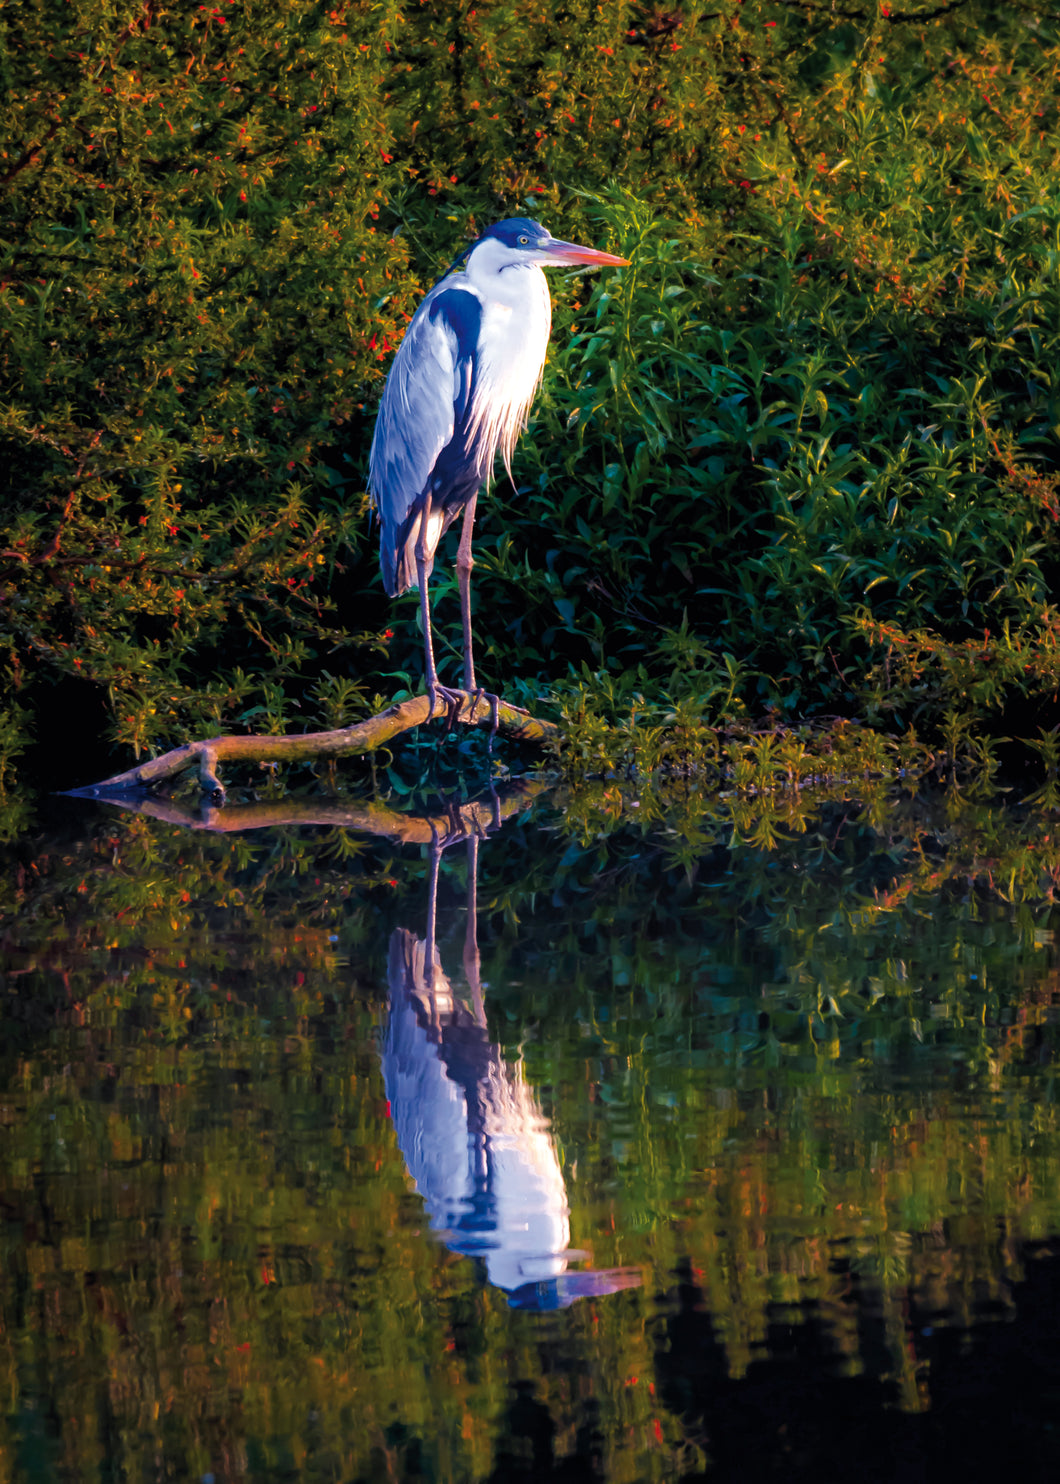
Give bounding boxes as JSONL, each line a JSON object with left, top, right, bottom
{"left": 368, "top": 217, "right": 629, "bottom": 725}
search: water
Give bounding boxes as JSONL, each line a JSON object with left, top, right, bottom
{"left": 2, "top": 780, "right": 1060, "bottom": 1480}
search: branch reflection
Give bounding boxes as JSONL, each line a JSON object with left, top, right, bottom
{"left": 382, "top": 804, "right": 641, "bottom": 1311}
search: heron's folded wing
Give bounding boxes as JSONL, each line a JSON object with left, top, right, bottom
{"left": 368, "top": 282, "right": 482, "bottom": 534}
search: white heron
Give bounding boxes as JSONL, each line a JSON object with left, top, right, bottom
{"left": 368, "top": 217, "right": 629, "bottom": 723}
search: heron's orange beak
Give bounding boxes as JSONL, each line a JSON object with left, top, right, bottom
{"left": 540, "top": 239, "right": 630, "bottom": 268}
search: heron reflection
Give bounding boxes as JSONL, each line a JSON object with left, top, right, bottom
{"left": 382, "top": 809, "right": 640, "bottom": 1311}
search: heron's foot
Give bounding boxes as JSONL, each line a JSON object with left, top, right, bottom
{"left": 424, "top": 684, "right": 530, "bottom": 748}
{"left": 462, "top": 689, "right": 505, "bottom": 751}
{"left": 425, "top": 681, "right": 470, "bottom": 727}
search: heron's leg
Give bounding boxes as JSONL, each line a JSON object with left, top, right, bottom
{"left": 416, "top": 560, "right": 442, "bottom": 715}
{"left": 455, "top": 494, "right": 478, "bottom": 693}
{"left": 456, "top": 496, "right": 506, "bottom": 748}
{"left": 416, "top": 493, "right": 464, "bottom": 721}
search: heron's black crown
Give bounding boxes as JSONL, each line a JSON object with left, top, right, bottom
{"left": 479, "top": 218, "right": 550, "bottom": 250}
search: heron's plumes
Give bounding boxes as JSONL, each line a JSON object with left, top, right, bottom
{"left": 462, "top": 332, "right": 547, "bottom": 491}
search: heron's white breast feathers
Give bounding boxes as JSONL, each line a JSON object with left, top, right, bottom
{"left": 464, "top": 266, "right": 552, "bottom": 487}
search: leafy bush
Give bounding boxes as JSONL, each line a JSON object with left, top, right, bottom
{"left": 5, "top": 1, "right": 1060, "bottom": 786}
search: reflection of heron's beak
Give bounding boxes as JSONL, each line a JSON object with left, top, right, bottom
{"left": 507, "top": 1267, "right": 643, "bottom": 1311}
{"left": 539, "top": 239, "right": 630, "bottom": 268}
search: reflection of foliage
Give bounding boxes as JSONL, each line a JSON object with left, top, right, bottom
{"left": 2, "top": 785, "right": 1060, "bottom": 1474}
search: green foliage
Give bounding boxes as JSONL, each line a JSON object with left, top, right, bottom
{"left": 2, "top": 0, "right": 409, "bottom": 763}
{"left": 481, "top": 156, "right": 1060, "bottom": 754}
{"left": 7, "top": 1, "right": 1060, "bottom": 785}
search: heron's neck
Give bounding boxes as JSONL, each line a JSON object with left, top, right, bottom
{"left": 464, "top": 239, "right": 542, "bottom": 294}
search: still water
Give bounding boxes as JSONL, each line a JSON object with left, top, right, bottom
{"left": 2, "top": 778, "right": 1060, "bottom": 1481}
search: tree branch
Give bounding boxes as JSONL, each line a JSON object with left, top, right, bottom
{"left": 68, "top": 694, "right": 560, "bottom": 802}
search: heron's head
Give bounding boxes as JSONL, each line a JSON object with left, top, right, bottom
{"left": 470, "top": 218, "right": 629, "bottom": 273}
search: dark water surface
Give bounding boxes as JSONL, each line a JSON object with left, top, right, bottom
{"left": 2, "top": 781, "right": 1060, "bottom": 1481}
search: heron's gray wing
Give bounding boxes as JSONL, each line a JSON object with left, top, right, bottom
{"left": 369, "top": 281, "right": 483, "bottom": 595}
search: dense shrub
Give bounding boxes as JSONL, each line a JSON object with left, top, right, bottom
{"left": 4, "top": 1, "right": 1060, "bottom": 784}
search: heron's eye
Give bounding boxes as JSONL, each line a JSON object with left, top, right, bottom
{"left": 518, "top": 235, "right": 529, "bottom": 245}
